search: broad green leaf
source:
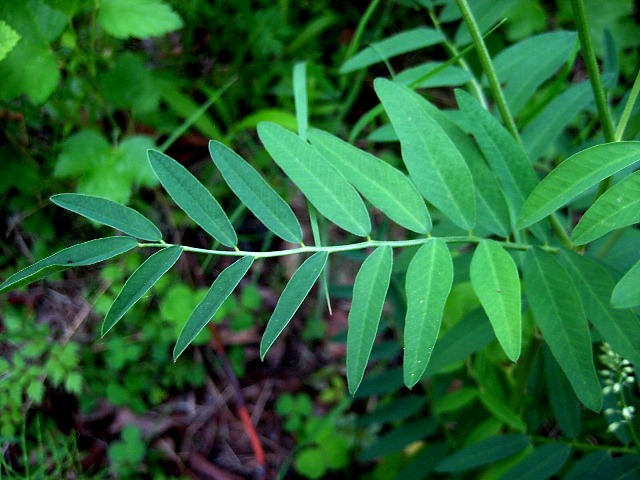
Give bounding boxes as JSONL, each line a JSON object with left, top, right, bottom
{"left": 0, "top": 21, "right": 20, "bottom": 61}
{"left": 470, "top": 240, "right": 521, "bottom": 361}
{"left": 257, "top": 122, "right": 371, "bottom": 236}
{"left": 612, "top": 258, "right": 640, "bottom": 309}
{"left": 339, "top": 28, "right": 444, "bottom": 73}
{"left": 518, "top": 142, "right": 640, "bottom": 228}
{"left": 435, "top": 435, "right": 530, "bottom": 472}
{"left": 173, "top": 256, "right": 254, "bottom": 360}
{"left": 403, "top": 239, "right": 453, "bottom": 387}
{"left": 50, "top": 193, "right": 162, "bottom": 242}
{"left": 374, "top": 78, "right": 476, "bottom": 230}
{"left": 308, "top": 128, "right": 431, "bottom": 233}
{"left": 97, "top": 0, "right": 183, "bottom": 39}
{"left": 523, "top": 249, "right": 602, "bottom": 411}
{"left": 572, "top": 170, "right": 640, "bottom": 245}
{"left": 358, "top": 417, "right": 438, "bottom": 461}
{"left": 102, "top": 246, "right": 182, "bottom": 335}
{"left": 347, "top": 246, "right": 393, "bottom": 395}
{"left": 209, "top": 141, "right": 303, "bottom": 243}
{"left": 260, "top": 251, "right": 328, "bottom": 359}
{"left": 543, "top": 344, "right": 581, "bottom": 439}
{"left": 501, "top": 443, "right": 571, "bottom": 480}
{"left": 559, "top": 250, "right": 640, "bottom": 365}
{"left": 148, "top": 150, "right": 237, "bottom": 247}
{"left": 357, "top": 396, "right": 425, "bottom": 426}
{"left": 478, "top": 391, "right": 526, "bottom": 433}
{"left": 0, "top": 237, "right": 138, "bottom": 294}
{"left": 395, "top": 62, "right": 471, "bottom": 88}
{"left": 433, "top": 387, "right": 478, "bottom": 415}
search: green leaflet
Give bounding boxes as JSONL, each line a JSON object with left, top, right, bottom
{"left": 478, "top": 391, "right": 526, "bottom": 432}
{"left": 523, "top": 249, "right": 602, "bottom": 412}
{"left": 358, "top": 417, "right": 438, "bottom": 462}
{"left": 208, "top": 141, "right": 303, "bottom": 244}
{"left": 0, "top": 237, "right": 138, "bottom": 294}
{"left": 307, "top": 128, "right": 431, "bottom": 234}
{"left": 50, "top": 193, "right": 162, "bottom": 241}
{"left": 518, "top": 142, "right": 640, "bottom": 228}
{"left": 148, "top": 150, "right": 237, "bottom": 247}
{"left": 374, "top": 78, "right": 476, "bottom": 230}
{"left": 403, "top": 239, "right": 453, "bottom": 388}
{"left": 611, "top": 258, "right": 640, "bottom": 309}
{"left": 257, "top": 122, "right": 371, "bottom": 237}
{"left": 543, "top": 344, "right": 581, "bottom": 439}
{"left": 102, "top": 246, "right": 182, "bottom": 335}
{"left": 470, "top": 240, "right": 521, "bottom": 361}
{"left": 346, "top": 246, "right": 393, "bottom": 395}
{"left": 434, "top": 434, "right": 530, "bottom": 472}
{"left": 339, "top": 27, "right": 444, "bottom": 74}
{"left": 173, "top": 256, "right": 254, "bottom": 360}
{"left": 501, "top": 443, "right": 571, "bottom": 480}
{"left": 293, "top": 61, "right": 308, "bottom": 140}
{"left": 260, "top": 251, "right": 328, "bottom": 359}
{"left": 572, "top": 170, "right": 640, "bottom": 245}
{"left": 559, "top": 250, "right": 640, "bottom": 365}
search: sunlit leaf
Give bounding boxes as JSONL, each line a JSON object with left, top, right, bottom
{"left": 97, "top": 0, "right": 183, "bottom": 39}
{"left": 435, "top": 435, "right": 530, "bottom": 472}
{"left": 611, "top": 258, "right": 640, "bottom": 309}
{"left": 501, "top": 443, "right": 571, "bottom": 480}
{"left": 0, "top": 21, "right": 20, "bottom": 61}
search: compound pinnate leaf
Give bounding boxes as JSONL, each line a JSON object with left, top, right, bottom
{"left": 148, "top": 150, "right": 237, "bottom": 247}
{"left": 209, "top": 141, "right": 303, "bottom": 244}
{"left": 102, "top": 246, "right": 182, "bottom": 335}
{"left": 260, "top": 251, "right": 328, "bottom": 360}
{"left": 518, "top": 142, "right": 640, "bottom": 228}
{"left": 308, "top": 128, "right": 431, "bottom": 234}
{"left": 0, "top": 237, "right": 138, "bottom": 294}
{"left": 572, "top": 170, "right": 640, "bottom": 245}
{"left": 523, "top": 249, "right": 602, "bottom": 411}
{"left": 347, "top": 246, "right": 393, "bottom": 395}
{"left": 435, "top": 435, "right": 530, "bottom": 472}
{"left": 174, "top": 256, "right": 254, "bottom": 360}
{"left": 470, "top": 240, "right": 521, "bottom": 361}
{"left": 258, "top": 122, "right": 371, "bottom": 237}
{"left": 51, "top": 193, "right": 162, "bottom": 242}
{"left": 403, "top": 239, "right": 453, "bottom": 388}
{"left": 611, "top": 258, "right": 640, "bottom": 309}
{"left": 374, "top": 78, "right": 476, "bottom": 230}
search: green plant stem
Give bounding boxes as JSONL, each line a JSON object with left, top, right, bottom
{"left": 532, "top": 435, "right": 635, "bottom": 455}
{"left": 456, "top": 0, "right": 520, "bottom": 143}
{"left": 615, "top": 68, "right": 640, "bottom": 141}
{"left": 549, "top": 214, "right": 574, "bottom": 249}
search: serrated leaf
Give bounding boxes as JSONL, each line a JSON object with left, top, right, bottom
{"left": 209, "top": 141, "right": 303, "bottom": 243}
{"left": 0, "top": 21, "right": 20, "bottom": 61}
{"left": 543, "top": 343, "right": 581, "bottom": 439}
{"left": 501, "top": 443, "right": 571, "bottom": 480}
{"left": 611, "top": 258, "right": 640, "bottom": 309}
{"left": 257, "top": 122, "right": 371, "bottom": 236}
{"left": 260, "top": 251, "right": 328, "bottom": 359}
{"left": 403, "top": 239, "right": 453, "bottom": 387}
{"left": 435, "top": 435, "right": 531, "bottom": 472}
{"left": 50, "top": 193, "right": 162, "bottom": 241}
{"left": 523, "top": 249, "right": 602, "bottom": 411}
{"left": 572, "top": 170, "right": 640, "bottom": 245}
{"left": 340, "top": 27, "right": 444, "bottom": 73}
{"left": 518, "top": 142, "right": 640, "bottom": 228}
{"left": 148, "top": 150, "right": 237, "bottom": 247}
{"left": 174, "top": 256, "right": 254, "bottom": 360}
{"left": 559, "top": 250, "right": 640, "bottom": 365}
{"left": 347, "top": 246, "right": 393, "bottom": 395}
{"left": 0, "top": 237, "right": 138, "bottom": 294}
{"left": 308, "top": 128, "right": 431, "bottom": 234}
{"left": 97, "top": 0, "right": 183, "bottom": 39}
{"left": 470, "top": 240, "right": 521, "bottom": 361}
{"left": 102, "top": 246, "right": 182, "bottom": 335}
{"left": 375, "top": 78, "right": 476, "bottom": 230}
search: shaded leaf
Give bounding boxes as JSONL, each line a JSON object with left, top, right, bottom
{"left": 435, "top": 435, "right": 530, "bottom": 472}
{"left": 260, "top": 252, "right": 328, "bottom": 359}
{"left": 102, "top": 246, "right": 182, "bottom": 335}
{"left": 0, "top": 237, "right": 138, "bottom": 294}
{"left": 501, "top": 443, "right": 571, "bottom": 480}
{"left": 357, "top": 395, "right": 425, "bottom": 426}
{"left": 148, "top": 150, "right": 237, "bottom": 247}
{"left": 478, "top": 391, "right": 526, "bottom": 432}
{"left": 543, "top": 343, "right": 581, "bottom": 439}
{"left": 612, "top": 258, "right": 640, "bottom": 309}
{"left": 358, "top": 417, "right": 438, "bottom": 461}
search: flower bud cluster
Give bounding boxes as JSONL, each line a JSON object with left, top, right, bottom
{"left": 599, "top": 343, "right": 637, "bottom": 433}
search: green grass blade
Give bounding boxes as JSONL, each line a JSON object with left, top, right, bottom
{"left": 572, "top": 170, "right": 640, "bottom": 245}
{"left": 102, "top": 246, "right": 182, "bottom": 335}
{"left": 611, "top": 258, "right": 640, "bottom": 309}
{"left": 209, "top": 141, "right": 303, "bottom": 244}
{"left": 148, "top": 149, "right": 237, "bottom": 247}
{"left": 50, "top": 193, "right": 162, "bottom": 241}
{"left": 308, "top": 128, "right": 431, "bottom": 234}
{"left": 260, "top": 251, "right": 328, "bottom": 359}
{"left": 374, "top": 78, "right": 475, "bottom": 230}
{"left": 435, "top": 435, "right": 530, "bottom": 473}
{"left": 0, "top": 237, "right": 138, "bottom": 294}
{"left": 518, "top": 142, "right": 640, "bottom": 228}
{"left": 173, "top": 256, "right": 254, "bottom": 360}
{"left": 258, "top": 122, "right": 371, "bottom": 237}
{"left": 470, "top": 240, "right": 521, "bottom": 361}
{"left": 403, "top": 239, "right": 453, "bottom": 388}
{"left": 523, "top": 249, "right": 602, "bottom": 411}
{"left": 347, "top": 246, "right": 393, "bottom": 395}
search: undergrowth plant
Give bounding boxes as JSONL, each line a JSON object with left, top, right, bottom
{"left": 2, "top": 0, "right": 640, "bottom": 476}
